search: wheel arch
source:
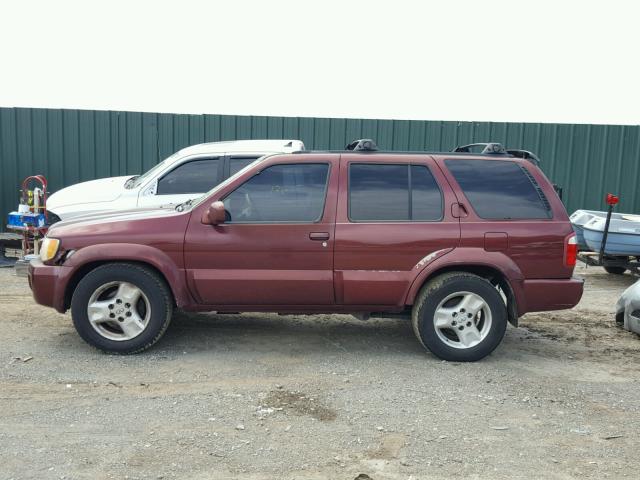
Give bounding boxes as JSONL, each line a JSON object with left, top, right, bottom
{"left": 62, "top": 244, "right": 193, "bottom": 311}
{"left": 64, "top": 260, "right": 175, "bottom": 312}
{"left": 405, "top": 260, "right": 521, "bottom": 327}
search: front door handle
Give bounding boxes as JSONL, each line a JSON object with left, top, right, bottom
{"left": 309, "top": 232, "right": 330, "bottom": 241}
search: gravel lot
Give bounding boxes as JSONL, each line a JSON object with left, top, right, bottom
{"left": 1, "top": 264, "right": 639, "bottom": 480}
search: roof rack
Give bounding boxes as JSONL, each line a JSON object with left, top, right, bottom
{"left": 453, "top": 143, "right": 506, "bottom": 154}
{"left": 296, "top": 139, "right": 544, "bottom": 166}
{"left": 453, "top": 143, "right": 542, "bottom": 166}
{"left": 505, "top": 149, "right": 541, "bottom": 167}
{"left": 345, "top": 139, "right": 378, "bottom": 152}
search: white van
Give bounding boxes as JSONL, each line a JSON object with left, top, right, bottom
{"left": 47, "top": 140, "right": 304, "bottom": 222}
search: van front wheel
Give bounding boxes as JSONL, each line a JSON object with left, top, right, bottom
{"left": 412, "top": 272, "right": 507, "bottom": 362}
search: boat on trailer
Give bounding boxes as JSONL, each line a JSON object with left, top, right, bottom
{"left": 582, "top": 215, "right": 640, "bottom": 256}
{"left": 571, "top": 195, "right": 640, "bottom": 275}
{"left": 570, "top": 209, "right": 634, "bottom": 250}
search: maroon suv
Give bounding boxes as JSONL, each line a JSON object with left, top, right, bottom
{"left": 28, "top": 140, "right": 583, "bottom": 361}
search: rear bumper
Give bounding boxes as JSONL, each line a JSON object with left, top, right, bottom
{"left": 519, "top": 277, "right": 584, "bottom": 314}
{"left": 28, "top": 259, "right": 72, "bottom": 313}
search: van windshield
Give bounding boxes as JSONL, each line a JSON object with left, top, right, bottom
{"left": 188, "top": 156, "right": 269, "bottom": 210}
{"left": 125, "top": 152, "right": 180, "bottom": 189}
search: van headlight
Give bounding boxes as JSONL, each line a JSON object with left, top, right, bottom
{"left": 40, "top": 238, "right": 61, "bottom": 262}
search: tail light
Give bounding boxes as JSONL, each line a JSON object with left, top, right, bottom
{"left": 565, "top": 234, "right": 578, "bottom": 267}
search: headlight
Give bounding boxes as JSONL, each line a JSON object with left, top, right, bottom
{"left": 40, "top": 237, "right": 61, "bottom": 262}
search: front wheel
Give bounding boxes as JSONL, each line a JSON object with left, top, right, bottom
{"left": 412, "top": 272, "right": 507, "bottom": 362}
{"left": 71, "top": 263, "right": 173, "bottom": 354}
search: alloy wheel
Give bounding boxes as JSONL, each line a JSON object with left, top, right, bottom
{"left": 433, "top": 291, "right": 492, "bottom": 349}
{"left": 86, "top": 281, "right": 151, "bottom": 341}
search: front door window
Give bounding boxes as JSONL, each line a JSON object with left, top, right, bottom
{"left": 223, "top": 163, "right": 330, "bottom": 223}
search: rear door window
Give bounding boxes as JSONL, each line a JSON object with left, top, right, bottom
{"left": 349, "top": 163, "right": 442, "bottom": 221}
{"left": 157, "top": 158, "right": 221, "bottom": 195}
{"left": 445, "top": 159, "right": 551, "bottom": 219}
{"left": 411, "top": 165, "right": 445, "bottom": 221}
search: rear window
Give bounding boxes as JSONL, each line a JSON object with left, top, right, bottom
{"left": 349, "top": 164, "right": 442, "bottom": 221}
{"left": 445, "top": 159, "right": 551, "bottom": 220}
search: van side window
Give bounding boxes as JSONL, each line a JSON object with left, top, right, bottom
{"left": 223, "top": 163, "right": 329, "bottom": 223}
{"left": 445, "top": 159, "right": 551, "bottom": 220}
{"left": 157, "top": 158, "right": 221, "bottom": 195}
{"left": 349, "top": 164, "right": 443, "bottom": 221}
{"left": 229, "top": 156, "right": 260, "bottom": 176}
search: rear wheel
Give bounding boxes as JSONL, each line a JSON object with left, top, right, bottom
{"left": 412, "top": 272, "right": 507, "bottom": 362}
{"left": 71, "top": 263, "right": 173, "bottom": 354}
{"left": 604, "top": 266, "right": 626, "bottom": 275}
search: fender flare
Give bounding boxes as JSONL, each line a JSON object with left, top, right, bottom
{"left": 64, "top": 243, "right": 192, "bottom": 308}
{"left": 403, "top": 247, "right": 527, "bottom": 316}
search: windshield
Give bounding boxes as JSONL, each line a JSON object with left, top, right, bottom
{"left": 125, "top": 152, "right": 181, "bottom": 189}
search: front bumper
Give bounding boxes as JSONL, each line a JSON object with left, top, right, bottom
{"left": 520, "top": 277, "right": 585, "bottom": 314}
{"left": 28, "top": 259, "right": 72, "bottom": 313}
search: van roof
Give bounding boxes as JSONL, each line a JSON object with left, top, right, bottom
{"left": 177, "top": 139, "right": 305, "bottom": 157}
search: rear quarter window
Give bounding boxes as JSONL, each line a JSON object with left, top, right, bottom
{"left": 445, "top": 159, "right": 551, "bottom": 220}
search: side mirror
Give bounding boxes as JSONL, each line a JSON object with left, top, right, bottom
{"left": 201, "top": 201, "right": 226, "bottom": 225}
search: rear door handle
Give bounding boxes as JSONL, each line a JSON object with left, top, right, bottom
{"left": 309, "top": 232, "right": 330, "bottom": 241}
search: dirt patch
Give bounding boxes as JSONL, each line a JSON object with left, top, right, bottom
{"left": 367, "top": 433, "right": 406, "bottom": 460}
{"left": 520, "top": 306, "right": 640, "bottom": 364}
{"left": 263, "top": 389, "right": 337, "bottom": 421}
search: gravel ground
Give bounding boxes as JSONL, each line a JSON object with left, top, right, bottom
{"left": 1, "top": 263, "right": 639, "bottom": 480}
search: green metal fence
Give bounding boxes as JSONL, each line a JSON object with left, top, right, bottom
{"left": 1, "top": 107, "right": 640, "bottom": 231}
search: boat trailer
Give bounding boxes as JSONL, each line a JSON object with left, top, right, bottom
{"left": 577, "top": 193, "right": 640, "bottom": 275}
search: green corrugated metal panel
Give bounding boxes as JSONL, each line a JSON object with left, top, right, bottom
{"left": 1, "top": 107, "right": 640, "bottom": 232}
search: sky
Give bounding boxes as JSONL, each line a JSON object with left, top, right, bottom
{"left": 1, "top": 0, "right": 639, "bottom": 125}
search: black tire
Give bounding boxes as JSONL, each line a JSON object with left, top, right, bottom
{"left": 71, "top": 263, "right": 173, "bottom": 354}
{"left": 604, "top": 266, "right": 626, "bottom": 275}
{"left": 411, "top": 272, "right": 507, "bottom": 362}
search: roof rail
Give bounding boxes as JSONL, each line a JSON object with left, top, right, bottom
{"left": 453, "top": 143, "right": 506, "bottom": 154}
{"left": 346, "top": 139, "right": 378, "bottom": 152}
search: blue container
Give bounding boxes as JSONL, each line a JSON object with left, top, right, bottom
{"left": 7, "top": 211, "right": 46, "bottom": 229}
